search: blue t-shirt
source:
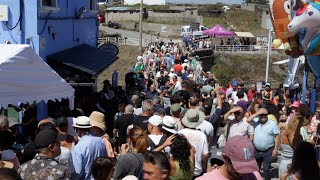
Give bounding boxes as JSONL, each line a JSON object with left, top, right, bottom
{"left": 253, "top": 120, "right": 279, "bottom": 151}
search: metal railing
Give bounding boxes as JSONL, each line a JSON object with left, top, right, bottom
{"left": 98, "top": 37, "right": 149, "bottom": 47}
{"left": 213, "top": 45, "right": 268, "bottom": 53}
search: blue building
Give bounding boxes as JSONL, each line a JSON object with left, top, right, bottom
{"left": 0, "top": 0, "right": 99, "bottom": 59}
{"left": 0, "top": 0, "right": 118, "bottom": 119}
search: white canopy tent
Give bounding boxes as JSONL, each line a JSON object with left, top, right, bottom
{"left": 0, "top": 44, "right": 74, "bottom": 108}
{"left": 235, "top": 32, "right": 255, "bottom": 38}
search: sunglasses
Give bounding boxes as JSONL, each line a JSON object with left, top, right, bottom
{"left": 259, "top": 114, "right": 268, "bottom": 117}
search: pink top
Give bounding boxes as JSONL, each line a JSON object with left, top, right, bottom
{"left": 196, "top": 169, "right": 263, "bottom": 180}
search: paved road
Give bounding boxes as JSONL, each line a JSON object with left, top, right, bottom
{"left": 99, "top": 26, "right": 181, "bottom": 45}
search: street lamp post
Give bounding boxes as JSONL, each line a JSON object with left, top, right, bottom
{"left": 265, "top": 28, "right": 272, "bottom": 82}
{"left": 139, "top": 0, "right": 143, "bottom": 52}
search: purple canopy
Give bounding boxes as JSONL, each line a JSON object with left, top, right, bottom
{"left": 203, "top": 24, "right": 234, "bottom": 37}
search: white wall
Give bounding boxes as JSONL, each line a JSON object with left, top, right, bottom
{"left": 124, "top": 0, "right": 166, "bottom": 5}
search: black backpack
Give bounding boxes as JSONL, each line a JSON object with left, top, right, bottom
{"left": 148, "top": 135, "right": 167, "bottom": 151}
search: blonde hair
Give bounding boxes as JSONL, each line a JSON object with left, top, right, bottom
{"left": 287, "top": 115, "right": 304, "bottom": 135}
{"left": 128, "top": 127, "right": 149, "bottom": 154}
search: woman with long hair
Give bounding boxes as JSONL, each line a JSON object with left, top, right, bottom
{"left": 169, "top": 134, "right": 195, "bottom": 180}
{"left": 113, "top": 127, "right": 148, "bottom": 180}
{"left": 281, "top": 142, "right": 320, "bottom": 180}
{"left": 278, "top": 115, "right": 304, "bottom": 177}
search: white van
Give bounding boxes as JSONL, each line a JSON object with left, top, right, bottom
{"left": 181, "top": 25, "right": 209, "bottom": 37}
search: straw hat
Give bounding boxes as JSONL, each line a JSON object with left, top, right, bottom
{"left": 89, "top": 111, "right": 106, "bottom": 131}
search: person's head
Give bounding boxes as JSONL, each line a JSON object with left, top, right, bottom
{"left": 142, "top": 100, "right": 154, "bottom": 116}
{"left": 143, "top": 151, "right": 170, "bottom": 180}
{"left": 127, "top": 127, "right": 148, "bottom": 154}
{"left": 150, "top": 84, "right": 156, "bottom": 92}
{"left": 223, "top": 135, "right": 259, "bottom": 179}
{"left": 258, "top": 108, "right": 268, "bottom": 124}
{"left": 287, "top": 142, "right": 319, "bottom": 180}
{"left": 234, "top": 107, "right": 244, "bottom": 122}
{"left": 71, "top": 108, "right": 84, "bottom": 118}
{"left": 315, "top": 107, "right": 320, "bottom": 120}
{"left": 73, "top": 116, "right": 92, "bottom": 137}
{"left": 189, "top": 97, "right": 199, "bottom": 108}
{"left": 147, "top": 115, "right": 163, "bottom": 134}
{"left": 300, "top": 105, "right": 311, "bottom": 126}
{"left": 117, "top": 101, "right": 126, "bottom": 113}
{"left": 251, "top": 84, "right": 256, "bottom": 91}
{"left": 170, "top": 103, "right": 181, "bottom": 117}
{"left": 152, "top": 96, "right": 161, "bottom": 106}
{"left": 170, "top": 134, "right": 192, "bottom": 172}
{"left": 162, "top": 116, "right": 177, "bottom": 135}
{"left": 181, "top": 109, "right": 205, "bottom": 129}
{"left": 291, "top": 101, "right": 301, "bottom": 115}
{"left": 287, "top": 115, "right": 304, "bottom": 136}
{"left": 34, "top": 128, "right": 65, "bottom": 158}
{"left": 89, "top": 111, "right": 106, "bottom": 137}
{"left": 236, "top": 91, "right": 244, "bottom": 99}
{"left": 125, "top": 104, "right": 134, "bottom": 114}
{"left": 131, "top": 95, "right": 140, "bottom": 106}
{"left": 0, "top": 168, "right": 22, "bottom": 180}
{"left": 0, "top": 115, "right": 9, "bottom": 131}
{"left": 53, "top": 116, "right": 68, "bottom": 133}
{"left": 264, "top": 82, "right": 271, "bottom": 91}
{"left": 91, "top": 157, "right": 115, "bottom": 180}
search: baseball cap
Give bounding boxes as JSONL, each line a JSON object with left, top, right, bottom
{"left": 265, "top": 82, "right": 271, "bottom": 87}
{"left": 291, "top": 101, "right": 301, "bottom": 108}
{"left": 148, "top": 115, "right": 163, "bottom": 127}
{"left": 224, "top": 135, "right": 259, "bottom": 174}
{"left": 34, "top": 129, "right": 66, "bottom": 149}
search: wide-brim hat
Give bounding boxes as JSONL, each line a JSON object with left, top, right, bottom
{"left": 89, "top": 111, "right": 106, "bottom": 131}
{"left": 162, "top": 116, "right": 178, "bottom": 134}
{"left": 182, "top": 109, "right": 205, "bottom": 129}
{"left": 73, "top": 116, "right": 92, "bottom": 129}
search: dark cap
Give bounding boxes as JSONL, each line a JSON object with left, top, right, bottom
{"left": 34, "top": 129, "right": 66, "bottom": 149}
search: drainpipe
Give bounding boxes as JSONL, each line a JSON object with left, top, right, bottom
{"left": 18, "top": 0, "right": 24, "bottom": 44}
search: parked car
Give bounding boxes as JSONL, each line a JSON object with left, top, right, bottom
{"left": 98, "top": 0, "right": 108, "bottom": 7}
{"left": 98, "top": 14, "right": 105, "bottom": 23}
{"left": 181, "top": 25, "right": 209, "bottom": 38}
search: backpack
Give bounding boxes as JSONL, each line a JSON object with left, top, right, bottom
{"left": 130, "top": 153, "right": 144, "bottom": 180}
{"left": 148, "top": 135, "right": 167, "bottom": 151}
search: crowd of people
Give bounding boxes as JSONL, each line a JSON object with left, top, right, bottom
{"left": 0, "top": 39, "right": 320, "bottom": 180}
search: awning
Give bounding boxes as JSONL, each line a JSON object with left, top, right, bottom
{"left": 235, "top": 32, "right": 255, "bottom": 38}
{"left": 0, "top": 44, "right": 74, "bottom": 108}
{"left": 47, "top": 44, "right": 118, "bottom": 77}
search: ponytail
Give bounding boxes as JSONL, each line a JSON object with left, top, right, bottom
{"left": 128, "top": 127, "right": 149, "bottom": 154}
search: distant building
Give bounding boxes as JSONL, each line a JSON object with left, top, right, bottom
{"left": 124, "top": 0, "right": 244, "bottom": 5}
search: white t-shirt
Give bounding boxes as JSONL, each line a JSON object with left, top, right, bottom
{"left": 231, "top": 91, "right": 248, "bottom": 104}
{"left": 197, "top": 120, "right": 214, "bottom": 141}
{"left": 134, "top": 108, "right": 143, "bottom": 116}
{"left": 173, "top": 81, "right": 182, "bottom": 93}
{"left": 148, "top": 134, "right": 170, "bottom": 154}
{"left": 179, "top": 128, "right": 209, "bottom": 176}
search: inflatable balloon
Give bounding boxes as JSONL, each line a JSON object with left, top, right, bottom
{"left": 307, "top": 55, "right": 320, "bottom": 85}
{"left": 269, "top": 0, "right": 303, "bottom": 57}
{"left": 288, "top": 1, "right": 320, "bottom": 55}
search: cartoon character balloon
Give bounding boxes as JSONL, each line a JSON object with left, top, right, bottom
{"left": 288, "top": 1, "right": 320, "bottom": 56}
{"left": 269, "top": 0, "right": 303, "bottom": 57}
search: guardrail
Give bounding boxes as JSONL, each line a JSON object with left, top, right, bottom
{"left": 98, "top": 37, "right": 149, "bottom": 47}
{"left": 213, "top": 45, "right": 268, "bottom": 53}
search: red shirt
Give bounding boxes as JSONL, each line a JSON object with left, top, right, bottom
{"left": 247, "top": 89, "right": 257, "bottom": 102}
{"left": 174, "top": 64, "right": 183, "bottom": 73}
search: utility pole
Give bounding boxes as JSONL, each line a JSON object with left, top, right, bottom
{"left": 265, "top": 28, "right": 272, "bottom": 82}
{"left": 139, "top": 0, "right": 143, "bottom": 52}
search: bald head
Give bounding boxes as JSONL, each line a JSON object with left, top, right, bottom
{"left": 125, "top": 104, "right": 134, "bottom": 114}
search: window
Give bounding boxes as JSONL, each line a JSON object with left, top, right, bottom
{"left": 40, "top": 0, "right": 59, "bottom": 12}
{"left": 90, "top": 0, "right": 98, "bottom": 12}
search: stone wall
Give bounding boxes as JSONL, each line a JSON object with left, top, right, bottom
{"left": 119, "top": 21, "right": 181, "bottom": 38}
{"left": 106, "top": 9, "right": 202, "bottom": 24}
